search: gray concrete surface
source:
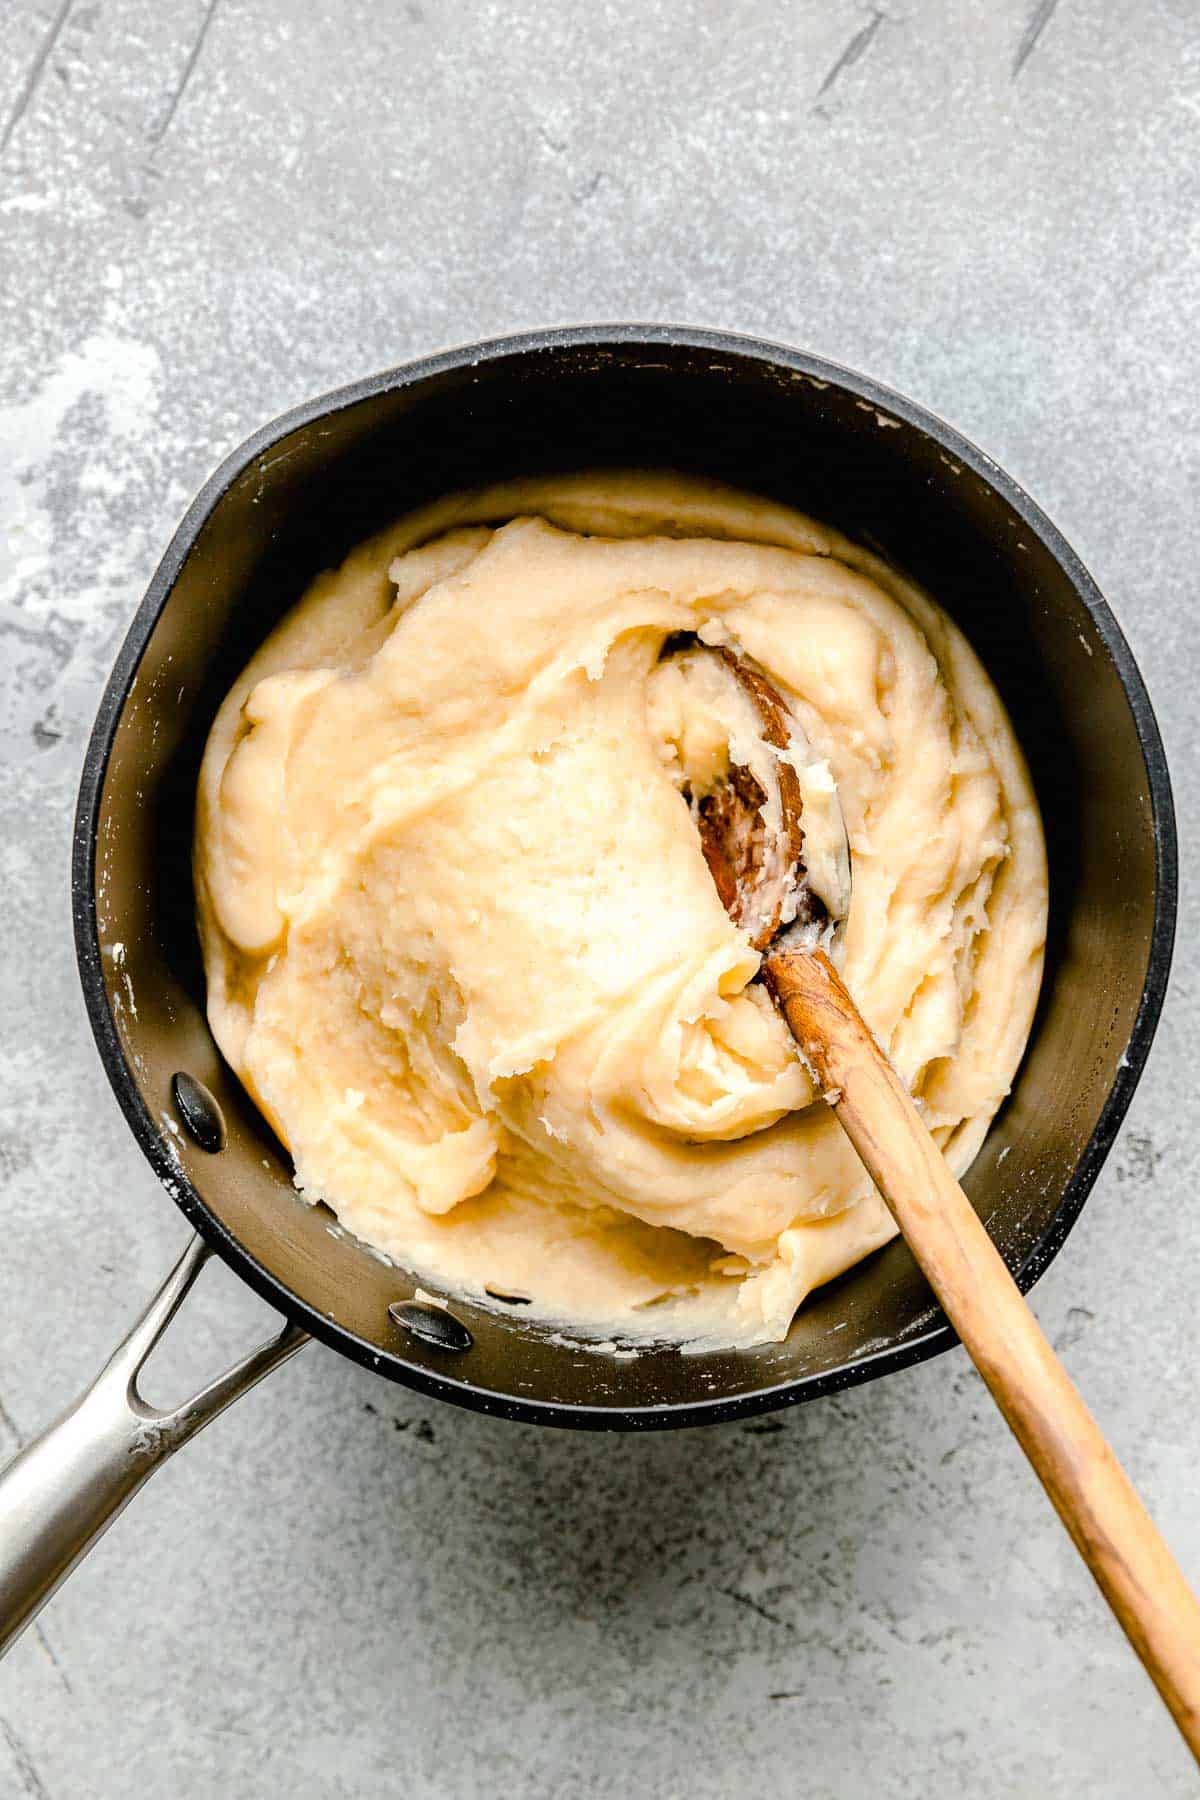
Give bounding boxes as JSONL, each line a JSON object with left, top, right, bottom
{"left": 1, "top": 0, "right": 1198, "bottom": 1794}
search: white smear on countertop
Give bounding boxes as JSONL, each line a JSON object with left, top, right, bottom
{"left": 1, "top": 332, "right": 163, "bottom": 615}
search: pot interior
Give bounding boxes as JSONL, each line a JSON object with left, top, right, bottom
{"left": 76, "top": 332, "right": 1172, "bottom": 1425}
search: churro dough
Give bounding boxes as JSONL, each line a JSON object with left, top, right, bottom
{"left": 195, "top": 474, "right": 1047, "bottom": 1345}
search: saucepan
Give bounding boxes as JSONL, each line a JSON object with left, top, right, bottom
{"left": 0, "top": 326, "right": 1175, "bottom": 1656}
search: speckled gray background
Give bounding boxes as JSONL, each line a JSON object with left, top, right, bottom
{"left": 1, "top": 1, "right": 1197, "bottom": 1794}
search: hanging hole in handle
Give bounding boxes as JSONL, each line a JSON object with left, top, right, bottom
{"left": 134, "top": 1246, "right": 296, "bottom": 1413}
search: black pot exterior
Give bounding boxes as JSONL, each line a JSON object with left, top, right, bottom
{"left": 72, "top": 327, "right": 1177, "bottom": 1429}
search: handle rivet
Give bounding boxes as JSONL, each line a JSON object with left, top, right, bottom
{"left": 388, "top": 1300, "right": 472, "bottom": 1352}
{"left": 171, "top": 1073, "right": 226, "bottom": 1153}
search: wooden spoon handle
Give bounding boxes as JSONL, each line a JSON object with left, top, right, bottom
{"left": 764, "top": 946, "right": 1200, "bottom": 1761}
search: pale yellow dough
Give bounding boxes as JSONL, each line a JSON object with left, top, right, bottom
{"left": 195, "top": 473, "right": 1047, "bottom": 1346}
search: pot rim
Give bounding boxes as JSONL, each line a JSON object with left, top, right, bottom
{"left": 71, "top": 323, "right": 1178, "bottom": 1430}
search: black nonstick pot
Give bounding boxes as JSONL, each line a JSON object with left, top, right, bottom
{"left": 0, "top": 326, "right": 1176, "bottom": 1654}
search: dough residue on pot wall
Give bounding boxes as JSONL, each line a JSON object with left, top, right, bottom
{"left": 195, "top": 473, "right": 1047, "bottom": 1346}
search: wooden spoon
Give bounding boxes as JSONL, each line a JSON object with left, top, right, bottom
{"left": 680, "top": 641, "right": 1200, "bottom": 1761}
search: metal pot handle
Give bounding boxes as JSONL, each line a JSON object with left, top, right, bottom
{"left": 0, "top": 1233, "right": 307, "bottom": 1658}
